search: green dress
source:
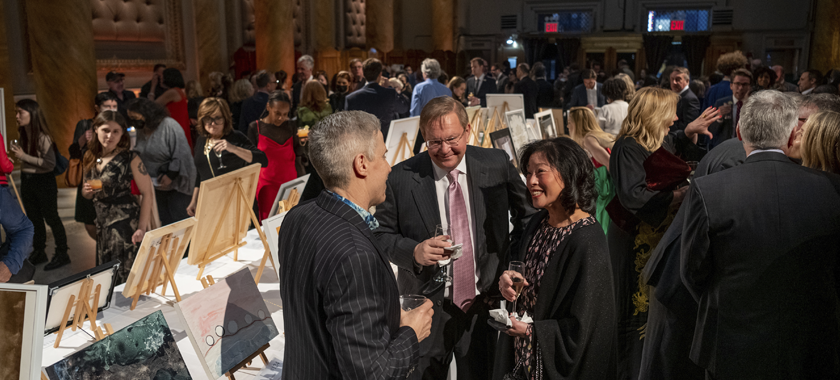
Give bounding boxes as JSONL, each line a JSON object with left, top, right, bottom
{"left": 592, "top": 158, "right": 614, "bottom": 235}
{"left": 296, "top": 103, "right": 333, "bottom": 128}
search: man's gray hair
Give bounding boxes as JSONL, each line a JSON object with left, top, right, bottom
{"left": 297, "top": 55, "right": 315, "bottom": 70}
{"left": 308, "top": 111, "right": 380, "bottom": 189}
{"left": 800, "top": 93, "right": 840, "bottom": 113}
{"left": 421, "top": 58, "right": 441, "bottom": 79}
{"left": 739, "top": 91, "right": 797, "bottom": 149}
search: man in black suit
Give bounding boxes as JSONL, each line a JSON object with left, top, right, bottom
{"left": 707, "top": 69, "right": 752, "bottom": 149}
{"left": 279, "top": 111, "right": 434, "bottom": 379}
{"left": 465, "top": 57, "right": 497, "bottom": 107}
{"left": 375, "top": 96, "right": 535, "bottom": 380}
{"left": 681, "top": 90, "right": 840, "bottom": 379}
{"left": 237, "top": 70, "right": 276, "bottom": 133}
{"left": 345, "top": 58, "right": 410, "bottom": 139}
{"left": 291, "top": 55, "right": 314, "bottom": 114}
{"left": 513, "top": 63, "right": 539, "bottom": 118}
{"left": 491, "top": 63, "right": 509, "bottom": 93}
{"left": 671, "top": 67, "right": 700, "bottom": 133}
{"left": 565, "top": 69, "right": 605, "bottom": 111}
{"left": 532, "top": 62, "right": 554, "bottom": 109}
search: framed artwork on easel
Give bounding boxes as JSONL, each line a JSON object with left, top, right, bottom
{"left": 0, "top": 283, "right": 47, "bottom": 380}
{"left": 384, "top": 116, "right": 420, "bottom": 167}
{"left": 44, "top": 261, "right": 119, "bottom": 335}
{"left": 268, "top": 174, "right": 310, "bottom": 218}
{"left": 490, "top": 128, "right": 519, "bottom": 169}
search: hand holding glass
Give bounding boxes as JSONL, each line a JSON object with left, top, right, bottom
{"left": 399, "top": 294, "right": 427, "bottom": 311}
{"left": 433, "top": 225, "right": 454, "bottom": 283}
{"left": 508, "top": 261, "right": 525, "bottom": 320}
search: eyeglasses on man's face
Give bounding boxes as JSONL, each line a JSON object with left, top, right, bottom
{"left": 426, "top": 129, "right": 467, "bottom": 149}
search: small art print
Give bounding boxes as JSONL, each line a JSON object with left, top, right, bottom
{"left": 174, "top": 268, "right": 279, "bottom": 379}
{"left": 44, "top": 310, "right": 191, "bottom": 380}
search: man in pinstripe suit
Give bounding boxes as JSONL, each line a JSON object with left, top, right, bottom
{"left": 278, "top": 111, "right": 434, "bottom": 379}
{"left": 375, "top": 97, "right": 535, "bottom": 379}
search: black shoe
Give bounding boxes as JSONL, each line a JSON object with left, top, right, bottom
{"left": 29, "top": 250, "right": 48, "bottom": 265}
{"left": 44, "top": 252, "right": 71, "bottom": 271}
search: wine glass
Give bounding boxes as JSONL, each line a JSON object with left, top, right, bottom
{"left": 215, "top": 142, "right": 226, "bottom": 169}
{"left": 399, "top": 294, "right": 427, "bottom": 311}
{"left": 508, "top": 261, "right": 526, "bottom": 320}
{"left": 432, "top": 224, "right": 454, "bottom": 283}
{"left": 10, "top": 139, "right": 19, "bottom": 151}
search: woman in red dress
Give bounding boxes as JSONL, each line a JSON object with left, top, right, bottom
{"left": 155, "top": 68, "right": 194, "bottom": 150}
{"left": 247, "top": 91, "right": 305, "bottom": 221}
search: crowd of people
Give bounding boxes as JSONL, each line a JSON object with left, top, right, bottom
{"left": 1, "top": 49, "right": 840, "bottom": 379}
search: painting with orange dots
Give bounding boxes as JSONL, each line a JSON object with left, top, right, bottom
{"left": 174, "top": 268, "right": 278, "bottom": 379}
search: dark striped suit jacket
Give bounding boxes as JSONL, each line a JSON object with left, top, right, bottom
{"left": 278, "top": 191, "right": 420, "bottom": 379}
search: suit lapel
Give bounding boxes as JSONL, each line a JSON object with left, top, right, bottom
{"left": 410, "top": 155, "right": 440, "bottom": 237}
{"left": 466, "top": 148, "right": 488, "bottom": 259}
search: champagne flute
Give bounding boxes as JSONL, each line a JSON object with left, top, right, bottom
{"left": 433, "top": 224, "right": 453, "bottom": 283}
{"left": 508, "top": 261, "right": 525, "bottom": 320}
{"left": 214, "top": 140, "right": 226, "bottom": 169}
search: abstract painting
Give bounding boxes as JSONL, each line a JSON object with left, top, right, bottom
{"left": 44, "top": 310, "right": 191, "bottom": 380}
{"left": 174, "top": 268, "right": 278, "bottom": 379}
{"left": 0, "top": 283, "right": 47, "bottom": 380}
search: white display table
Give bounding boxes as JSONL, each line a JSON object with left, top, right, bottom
{"left": 41, "top": 229, "right": 285, "bottom": 380}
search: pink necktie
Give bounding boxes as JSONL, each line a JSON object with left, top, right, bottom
{"left": 448, "top": 169, "right": 476, "bottom": 312}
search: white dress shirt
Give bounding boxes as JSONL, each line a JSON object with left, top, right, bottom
{"left": 586, "top": 87, "right": 598, "bottom": 106}
{"left": 801, "top": 87, "right": 814, "bottom": 95}
{"left": 432, "top": 157, "right": 480, "bottom": 297}
{"left": 747, "top": 148, "right": 785, "bottom": 157}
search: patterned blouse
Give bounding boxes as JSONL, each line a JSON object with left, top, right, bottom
{"left": 515, "top": 215, "right": 597, "bottom": 377}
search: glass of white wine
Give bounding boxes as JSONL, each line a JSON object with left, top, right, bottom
{"left": 508, "top": 261, "right": 526, "bottom": 320}
{"left": 433, "top": 224, "right": 453, "bottom": 283}
{"left": 399, "top": 294, "right": 427, "bottom": 311}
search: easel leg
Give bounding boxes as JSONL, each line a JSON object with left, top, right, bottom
{"left": 132, "top": 244, "right": 159, "bottom": 310}
{"left": 54, "top": 294, "right": 76, "bottom": 348}
{"left": 158, "top": 248, "right": 182, "bottom": 302}
{"left": 236, "top": 182, "right": 273, "bottom": 284}
{"left": 71, "top": 280, "right": 92, "bottom": 331}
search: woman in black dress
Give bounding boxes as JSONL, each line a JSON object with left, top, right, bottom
{"left": 81, "top": 111, "right": 154, "bottom": 285}
{"left": 186, "top": 98, "right": 267, "bottom": 217}
{"left": 71, "top": 92, "right": 118, "bottom": 241}
{"left": 608, "top": 87, "right": 719, "bottom": 379}
{"left": 494, "top": 138, "right": 616, "bottom": 380}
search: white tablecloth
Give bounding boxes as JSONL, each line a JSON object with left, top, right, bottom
{"left": 41, "top": 229, "right": 285, "bottom": 380}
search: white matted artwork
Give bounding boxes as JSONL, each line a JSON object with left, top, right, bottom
{"left": 505, "top": 109, "right": 531, "bottom": 154}
{"left": 262, "top": 211, "right": 288, "bottom": 278}
{"left": 44, "top": 261, "right": 120, "bottom": 335}
{"left": 268, "top": 174, "right": 310, "bottom": 218}
{"left": 525, "top": 119, "right": 541, "bottom": 142}
{"left": 535, "top": 110, "right": 558, "bottom": 140}
{"left": 487, "top": 94, "right": 524, "bottom": 118}
{"left": 490, "top": 128, "right": 519, "bottom": 169}
{"left": 385, "top": 116, "right": 420, "bottom": 166}
{"left": 0, "top": 283, "right": 47, "bottom": 380}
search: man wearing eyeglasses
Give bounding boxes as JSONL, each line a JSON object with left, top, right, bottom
{"left": 707, "top": 68, "right": 753, "bottom": 149}
{"left": 375, "top": 96, "right": 535, "bottom": 380}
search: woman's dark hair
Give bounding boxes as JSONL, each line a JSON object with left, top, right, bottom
{"left": 83, "top": 111, "right": 130, "bottom": 172}
{"left": 162, "top": 68, "right": 185, "bottom": 89}
{"left": 126, "top": 97, "right": 169, "bottom": 131}
{"left": 602, "top": 77, "right": 627, "bottom": 102}
{"left": 642, "top": 75, "right": 659, "bottom": 88}
{"left": 753, "top": 66, "right": 777, "bottom": 88}
{"left": 94, "top": 91, "right": 117, "bottom": 107}
{"left": 267, "top": 90, "right": 292, "bottom": 106}
{"left": 15, "top": 98, "right": 52, "bottom": 156}
{"left": 275, "top": 70, "right": 288, "bottom": 87}
{"left": 519, "top": 137, "right": 596, "bottom": 214}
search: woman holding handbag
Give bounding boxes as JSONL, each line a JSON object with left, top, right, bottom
{"left": 70, "top": 92, "right": 118, "bottom": 240}
{"left": 9, "top": 99, "right": 69, "bottom": 270}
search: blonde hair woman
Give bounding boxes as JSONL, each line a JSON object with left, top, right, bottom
{"left": 609, "top": 86, "right": 719, "bottom": 379}
{"left": 568, "top": 106, "right": 616, "bottom": 236}
{"left": 801, "top": 110, "right": 840, "bottom": 175}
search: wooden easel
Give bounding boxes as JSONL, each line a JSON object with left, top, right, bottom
{"left": 127, "top": 234, "right": 184, "bottom": 310}
{"left": 276, "top": 188, "right": 300, "bottom": 214}
{"left": 481, "top": 108, "right": 507, "bottom": 148}
{"left": 390, "top": 132, "right": 414, "bottom": 165}
{"left": 7, "top": 172, "right": 25, "bottom": 215}
{"left": 196, "top": 177, "right": 275, "bottom": 284}
{"left": 53, "top": 278, "right": 114, "bottom": 347}
{"left": 199, "top": 275, "right": 270, "bottom": 379}
{"left": 468, "top": 108, "right": 484, "bottom": 146}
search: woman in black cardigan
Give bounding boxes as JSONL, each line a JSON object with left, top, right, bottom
{"left": 495, "top": 137, "right": 616, "bottom": 380}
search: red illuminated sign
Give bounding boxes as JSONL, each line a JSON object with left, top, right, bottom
{"left": 670, "top": 20, "right": 685, "bottom": 31}
{"left": 545, "top": 22, "right": 558, "bottom": 33}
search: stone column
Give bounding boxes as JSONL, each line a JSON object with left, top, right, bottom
{"left": 194, "top": 0, "right": 226, "bottom": 93}
{"left": 0, "top": 0, "right": 17, "bottom": 142}
{"left": 26, "top": 0, "right": 97, "bottom": 159}
{"left": 431, "top": 0, "right": 454, "bottom": 51}
{"left": 366, "top": 0, "right": 394, "bottom": 53}
{"left": 255, "top": 0, "right": 295, "bottom": 88}
{"left": 810, "top": 0, "right": 840, "bottom": 72}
